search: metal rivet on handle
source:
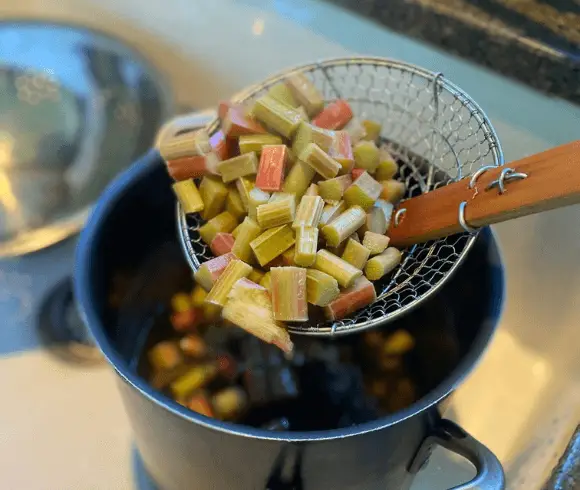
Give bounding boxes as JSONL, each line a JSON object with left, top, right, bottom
{"left": 486, "top": 167, "right": 528, "bottom": 194}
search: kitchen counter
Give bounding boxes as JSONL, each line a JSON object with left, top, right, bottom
{"left": 327, "top": 0, "right": 580, "bottom": 105}
{"left": 0, "top": 1, "right": 579, "bottom": 489}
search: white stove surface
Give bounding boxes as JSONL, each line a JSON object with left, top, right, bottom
{"left": 0, "top": 1, "right": 579, "bottom": 489}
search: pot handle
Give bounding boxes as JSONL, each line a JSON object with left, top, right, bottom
{"left": 410, "top": 419, "right": 505, "bottom": 490}
{"left": 154, "top": 108, "right": 217, "bottom": 148}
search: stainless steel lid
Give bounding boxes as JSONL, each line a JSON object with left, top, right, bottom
{"left": 0, "top": 22, "right": 173, "bottom": 257}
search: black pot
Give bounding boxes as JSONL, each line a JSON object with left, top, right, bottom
{"left": 74, "top": 150, "right": 506, "bottom": 490}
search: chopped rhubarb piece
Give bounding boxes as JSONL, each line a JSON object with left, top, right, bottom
{"left": 159, "top": 129, "right": 211, "bottom": 160}
{"left": 231, "top": 217, "right": 262, "bottom": 263}
{"left": 222, "top": 106, "right": 267, "bottom": 137}
{"left": 223, "top": 279, "right": 293, "bottom": 353}
{"left": 210, "top": 232, "right": 235, "bottom": 256}
{"left": 341, "top": 238, "right": 370, "bottom": 270}
{"left": 187, "top": 392, "right": 214, "bottom": 418}
{"left": 312, "top": 99, "right": 353, "bottom": 130}
{"left": 256, "top": 145, "right": 288, "bottom": 192}
{"left": 364, "top": 248, "right": 402, "bottom": 281}
{"left": 353, "top": 140, "right": 380, "bottom": 174}
{"left": 322, "top": 205, "right": 366, "bottom": 247}
{"left": 194, "top": 253, "right": 236, "bottom": 291}
{"left": 379, "top": 179, "right": 406, "bottom": 204}
{"left": 285, "top": 73, "right": 324, "bottom": 117}
{"left": 257, "top": 195, "right": 296, "bottom": 229}
{"left": 149, "top": 341, "right": 183, "bottom": 370}
{"left": 250, "top": 225, "right": 295, "bottom": 267}
{"left": 172, "top": 180, "right": 204, "bottom": 214}
{"left": 199, "top": 211, "right": 237, "bottom": 245}
{"left": 166, "top": 152, "right": 220, "bottom": 181}
{"left": 239, "top": 134, "right": 283, "bottom": 155}
{"left": 318, "top": 174, "right": 352, "bottom": 202}
{"left": 253, "top": 96, "right": 304, "bottom": 138}
{"left": 329, "top": 131, "right": 355, "bottom": 174}
{"left": 212, "top": 387, "right": 248, "bottom": 420}
{"left": 305, "top": 269, "right": 340, "bottom": 306}
{"left": 299, "top": 143, "right": 341, "bottom": 180}
{"left": 362, "top": 231, "right": 390, "bottom": 255}
{"left": 314, "top": 249, "right": 362, "bottom": 288}
{"left": 217, "top": 153, "right": 259, "bottom": 183}
{"left": 270, "top": 266, "right": 308, "bottom": 322}
{"left": 218, "top": 101, "right": 233, "bottom": 120}
{"left": 205, "top": 259, "right": 253, "bottom": 307}
{"left": 210, "top": 130, "right": 234, "bottom": 160}
{"left": 199, "top": 176, "right": 229, "bottom": 220}
{"left": 294, "top": 227, "right": 318, "bottom": 267}
{"left": 344, "top": 172, "right": 382, "bottom": 210}
{"left": 324, "top": 276, "right": 377, "bottom": 321}
{"left": 179, "top": 335, "right": 208, "bottom": 358}
{"left": 170, "top": 308, "right": 203, "bottom": 332}
{"left": 171, "top": 364, "right": 217, "bottom": 399}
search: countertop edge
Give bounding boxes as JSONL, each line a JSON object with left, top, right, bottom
{"left": 543, "top": 424, "right": 580, "bottom": 490}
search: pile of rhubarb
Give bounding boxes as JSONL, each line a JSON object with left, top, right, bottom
{"left": 150, "top": 288, "right": 418, "bottom": 424}
{"left": 160, "top": 73, "right": 407, "bottom": 352}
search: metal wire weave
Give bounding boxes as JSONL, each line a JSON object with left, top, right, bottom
{"left": 177, "top": 57, "right": 504, "bottom": 335}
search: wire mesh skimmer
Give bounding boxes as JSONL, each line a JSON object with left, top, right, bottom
{"left": 174, "top": 57, "right": 504, "bottom": 336}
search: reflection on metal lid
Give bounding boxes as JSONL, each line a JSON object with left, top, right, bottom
{"left": 0, "top": 22, "right": 174, "bottom": 257}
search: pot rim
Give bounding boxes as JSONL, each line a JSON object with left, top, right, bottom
{"left": 74, "top": 149, "right": 506, "bottom": 443}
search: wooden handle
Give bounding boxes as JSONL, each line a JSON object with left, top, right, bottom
{"left": 389, "top": 140, "right": 580, "bottom": 248}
